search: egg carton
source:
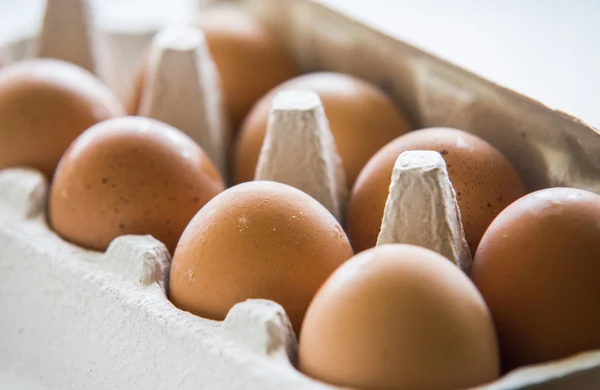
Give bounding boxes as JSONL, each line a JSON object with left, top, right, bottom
{"left": 2, "top": 0, "right": 600, "bottom": 389}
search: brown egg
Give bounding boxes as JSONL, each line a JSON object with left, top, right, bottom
{"left": 169, "top": 181, "right": 353, "bottom": 333}
{"left": 346, "top": 127, "right": 526, "bottom": 253}
{"left": 233, "top": 72, "right": 411, "bottom": 187}
{"left": 49, "top": 116, "right": 225, "bottom": 253}
{"left": 299, "top": 244, "right": 499, "bottom": 390}
{"left": 471, "top": 187, "right": 600, "bottom": 372}
{"left": 195, "top": 6, "right": 300, "bottom": 128}
{"left": 0, "top": 59, "right": 124, "bottom": 178}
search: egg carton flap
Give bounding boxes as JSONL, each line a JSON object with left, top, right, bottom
{"left": 0, "top": 168, "right": 332, "bottom": 390}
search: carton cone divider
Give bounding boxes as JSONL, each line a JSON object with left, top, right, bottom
{"left": 35, "top": 0, "right": 98, "bottom": 74}
{"left": 377, "top": 150, "right": 472, "bottom": 273}
{"left": 138, "top": 25, "right": 230, "bottom": 178}
{"left": 255, "top": 90, "right": 347, "bottom": 221}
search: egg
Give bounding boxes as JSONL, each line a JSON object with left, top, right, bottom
{"left": 233, "top": 72, "right": 411, "bottom": 186}
{"left": 49, "top": 116, "right": 225, "bottom": 253}
{"left": 471, "top": 187, "right": 600, "bottom": 371}
{"left": 346, "top": 127, "right": 527, "bottom": 253}
{"left": 196, "top": 6, "right": 300, "bottom": 128}
{"left": 0, "top": 59, "right": 124, "bottom": 178}
{"left": 168, "top": 181, "right": 353, "bottom": 333}
{"left": 299, "top": 244, "right": 499, "bottom": 390}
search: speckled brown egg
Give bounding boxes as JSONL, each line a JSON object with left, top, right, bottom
{"left": 232, "top": 72, "right": 411, "bottom": 187}
{"left": 299, "top": 244, "right": 499, "bottom": 390}
{"left": 472, "top": 187, "right": 600, "bottom": 372}
{"left": 169, "top": 181, "right": 354, "bottom": 334}
{"left": 0, "top": 59, "right": 124, "bottom": 178}
{"left": 196, "top": 6, "right": 300, "bottom": 128}
{"left": 49, "top": 116, "right": 225, "bottom": 253}
{"left": 346, "top": 127, "right": 527, "bottom": 253}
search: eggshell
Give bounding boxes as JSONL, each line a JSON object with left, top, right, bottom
{"left": 168, "top": 181, "right": 353, "bottom": 334}
{"left": 299, "top": 244, "right": 499, "bottom": 390}
{"left": 346, "top": 127, "right": 527, "bottom": 253}
{"left": 196, "top": 6, "right": 300, "bottom": 128}
{"left": 49, "top": 116, "right": 225, "bottom": 254}
{"left": 0, "top": 59, "right": 124, "bottom": 178}
{"left": 471, "top": 187, "right": 600, "bottom": 372}
{"left": 233, "top": 72, "right": 411, "bottom": 187}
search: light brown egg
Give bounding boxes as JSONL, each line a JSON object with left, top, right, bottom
{"left": 49, "top": 116, "right": 225, "bottom": 253}
{"left": 196, "top": 6, "right": 300, "bottom": 128}
{"left": 168, "top": 181, "right": 353, "bottom": 334}
{"left": 233, "top": 72, "right": 411, "bottom": 187}
{"left": 299, "top": 244, "right": 499, "bottom": 390}
{"left": 346, "top": 127, "right": 527, "bottom": 253}
{"left": 0, "top": 59, "right": 124, "bottom": 178}
{"left": 472, "top": 187, "right": 600, "bottom": 372}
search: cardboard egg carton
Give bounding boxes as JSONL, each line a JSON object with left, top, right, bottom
{"left": 2, "top": 0, "right": 600, "bottom": 389}
{"left": 0, "top": 169, "right": 329, "bottom": 390}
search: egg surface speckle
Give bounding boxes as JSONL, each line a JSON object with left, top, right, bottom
{"left": 346, "top": 127, "right": 526, "bottom": 253}
{"left": 169, "top": 181, "right": 353, "bottom": 333}
{"left": 299, "top": 244, "right": 499, "bottom": 390}
{"left": 0, "top": 59, "right": 124, "bottom": 178}
{"left": 472, "top": 187, "right": 600, "bottom": 371}
{"left": 49, "top": 116, "right": 225, "bottom": 253}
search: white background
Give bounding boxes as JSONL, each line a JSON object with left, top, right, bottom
{"left": 320, "top": 0, "right": 600, "bottom": 129}
{"left": 1, "top": 0, "right": 599, "bottom": 128}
